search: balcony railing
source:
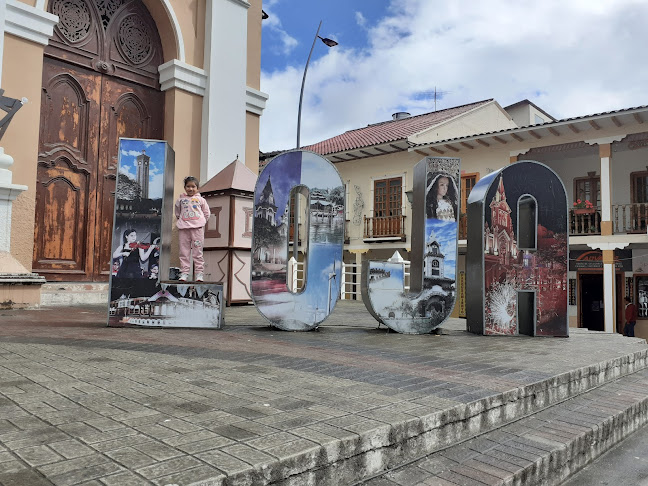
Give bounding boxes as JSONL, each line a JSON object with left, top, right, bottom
{"left": 570, "top": 208, "right": 601, "bottom": 235}
{"left": 358, "top": 204, "right": 648, "bottom": 241}
{"left": 614, "top": 203, "right": 648, "bottom": 234}
{"left": 364, "top": 215, "right": 406, "bottom": 239}
{"left": 459, "top": 213, "right": 467, "bottom": 239}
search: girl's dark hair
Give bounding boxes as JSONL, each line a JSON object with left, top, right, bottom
{"left": 184, "top": 176, "right": 199, "bottom": 187}
{"left": 122, "top": 229, "right": 136, "bottom": 243}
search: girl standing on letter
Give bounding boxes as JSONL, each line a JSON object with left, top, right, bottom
{"left": 175, "top": 176, "right": 211, "bottom": 282}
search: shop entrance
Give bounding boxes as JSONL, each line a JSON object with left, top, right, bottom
{"left": 578, "top": 272, "right": 623, "bottom": 332}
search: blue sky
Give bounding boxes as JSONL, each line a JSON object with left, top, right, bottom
{"left": 260, "top": 0, "right": 648, "bottom": 152}
{"left": 118, "top": 139, "right": 167, "bottom": 199}
{"left": 262, "top": 0, "right": 391, "bottom": 72}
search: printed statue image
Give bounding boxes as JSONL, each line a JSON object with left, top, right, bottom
{"left": 250, "top": 150, "right": 345, "bottom": 330}
{"left": 466, "top": 161, "right": 569, "bottom": 336}
{"left": 363, "top": 157, "right": 460, "bottom": 334}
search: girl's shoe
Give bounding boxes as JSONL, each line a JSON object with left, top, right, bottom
{"left": 178, "top": 273, "right": 189, "bottom": 281}
{"left": 195, "top": 273, "right": 204, "bottom": 282}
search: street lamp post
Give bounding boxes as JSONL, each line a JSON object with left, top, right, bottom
{"left": 293, "top": 22, "right": 338, "bottom": 261}
{"left": 296, "top": 21, "right": 338, "bottom": 149}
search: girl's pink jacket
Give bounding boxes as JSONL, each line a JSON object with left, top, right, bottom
{"left": 174, "top": 192, "right": 211, "bottom": 229}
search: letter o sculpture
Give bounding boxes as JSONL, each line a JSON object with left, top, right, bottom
{"left": 250, "top": 150, "right": 345, "bottom": 331}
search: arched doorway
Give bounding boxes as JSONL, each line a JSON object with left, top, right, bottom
{"left": 33, "top": 0, "right": 165, "bottom": 282}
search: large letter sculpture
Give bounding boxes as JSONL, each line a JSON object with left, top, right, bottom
{"left": 362, "top": 157, "right": 460, "bottom": 334}
{"left": 466, "top": 161, "right": 568, "bottom": 336}
{"left": 251, "top": 150, "right": 345, "bottom": 330}
{"left": 108, "top": 138, "right": 223, "bottom": 329}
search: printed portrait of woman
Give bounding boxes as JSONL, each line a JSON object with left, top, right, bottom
{"left": 426, "top": 172, "right": 458, "bottom": 221}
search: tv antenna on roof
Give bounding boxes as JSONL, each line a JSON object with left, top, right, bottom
{"left": 431, "top": 86, "right": 450, "bottom": 111}
{"left": 413, "top": 87, "right": 450, "bottom": 111}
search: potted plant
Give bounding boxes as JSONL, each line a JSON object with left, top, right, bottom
{"left": 573, "top": 199, "right": 595, "bottom": 215}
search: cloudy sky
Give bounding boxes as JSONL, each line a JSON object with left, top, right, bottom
{"left": 119, "top": 139, "right": 166, "bottom": 200}
{"left": 260, "top": 0, "right": 648, "bottom": 152}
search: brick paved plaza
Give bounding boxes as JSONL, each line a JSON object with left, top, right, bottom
{"left": 0, "top": 302, "right": 647, "bottom": 485}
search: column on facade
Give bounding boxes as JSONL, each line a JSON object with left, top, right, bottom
{"left": 201, "top": 0, "right": 250, "bottom": 183}
{"left": 585, "top": 137, "right": 622, "bottom": 234}
{"left": 585, "top": 137, "right": 624, "bottom": 333}
{"left": 588, "top": 243, "right": 628, "bottom": 333}
{"left": 0, "top": 0, "right": 5, "bottom": 84}
{"left": 0, "top": 0, "right": 56, "bottom": 306}
{"left": 0, "top": 150, "right": 26, "bottom": 253}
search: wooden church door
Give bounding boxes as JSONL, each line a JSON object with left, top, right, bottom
{"left": 34, "top": 0, "right": 165, "bottom": 282}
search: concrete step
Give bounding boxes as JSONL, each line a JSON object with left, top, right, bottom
{"left": 358, "top": 367, "right": 648, "bottom": 486}
{"left": 149, "top": 342, "right": 647, "bottom": 486}
{"left": 40, "top": 282, "right": 108, "bottom": 306}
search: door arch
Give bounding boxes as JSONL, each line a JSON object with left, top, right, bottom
{"left": 34, "top": 0, "right": 165, "bottom": 281}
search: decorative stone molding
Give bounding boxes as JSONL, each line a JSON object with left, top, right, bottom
{"left": 584, "top": 136, "right": 625, "bottom": 146}
{"left": 158, "top": 60, "right": 207, "bottom": 96}
{"left": 245, "top": 86, "right": 268, "bottom": 115}
{"left": 510, "top": 149, "right": 529, "bottom": 157}
{"left": 587, "top": 242, "right": 630, "bottom": 251}
{"left": 628, "top": 138, "right": 648, "bottom": 150}
{"left": 5, "top": 0, "right": 58, "bottom": 46}
{"left": 527, "top": 142, "right": 590, "bottom": 154}
{"left": 158, "top": 0, "right": 186, "bottom": 62}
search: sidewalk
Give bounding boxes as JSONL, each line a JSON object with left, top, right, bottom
{"left": 0, "top": 301, "right": 646, "bottom": 485}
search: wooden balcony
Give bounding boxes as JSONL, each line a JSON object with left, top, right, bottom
{"left": 459, "top": 213, "right": 467, "bottom": 240}
{"left": 570, "top": 208, "right": 601, "bottom": 235}
{"left": 363, "top": 215, "right": 406, "bottom": 240}
{"left": 613, "top": 203, "right": 648, "bottom": 234}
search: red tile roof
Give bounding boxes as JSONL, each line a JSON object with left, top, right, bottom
{"left": 303, "top": 99, "right": 493, "bottom": 155}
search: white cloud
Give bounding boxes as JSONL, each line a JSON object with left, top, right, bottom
{"left": 260, "top": 0, "right": 648, "bottom": 152}
{"left": 121, "top": 149, "right": 142, "bottom": 157}
{"left": 149, "top": 172, "right": 163, "bottom": 199}
{"left": 119, "top": 164, "right": 135, "bottom": 180}
{"left": 355, "top": 11, "right": 367, "bottom": 28}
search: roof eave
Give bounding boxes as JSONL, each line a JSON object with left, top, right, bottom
{"left": 320, "top": 139, "right": 411, "bottom": 162}
{"left": 408, "top": 105, "right": 648, "bottom": 152}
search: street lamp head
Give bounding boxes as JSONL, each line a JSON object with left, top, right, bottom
{"left": 318, "top": 36, "right": 338, "bottom": 48}
{"left": 297, "top": 24, "right": 339, "bottom": 149}
{"left": 405, "top": 190, "right": 414, "bottom": 205}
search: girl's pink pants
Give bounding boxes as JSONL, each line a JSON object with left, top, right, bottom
{"left": 179, "top": 227, "right": 205, "bottom": 274}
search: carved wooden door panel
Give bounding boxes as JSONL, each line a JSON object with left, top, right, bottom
{"left": 94, "top": 76, "right": 164, "bottom": 277}
{"left": 33, "top": 58, "right": 102, "bottom": 279}
{"left": 34, "top": 0, "right": 165, "bottom": 282}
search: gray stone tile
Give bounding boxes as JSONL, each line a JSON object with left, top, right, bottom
{"left": 13, "top": 445, "right": 62, "bottom": 467}
{"left": 135, "top": 456, "right": 202, "bottom": 480}
{"left": 105, "top": 447, "right": 156, "bottom": 469}
{"left": 195, "top": 449, "right": 251, "bottom": 475}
